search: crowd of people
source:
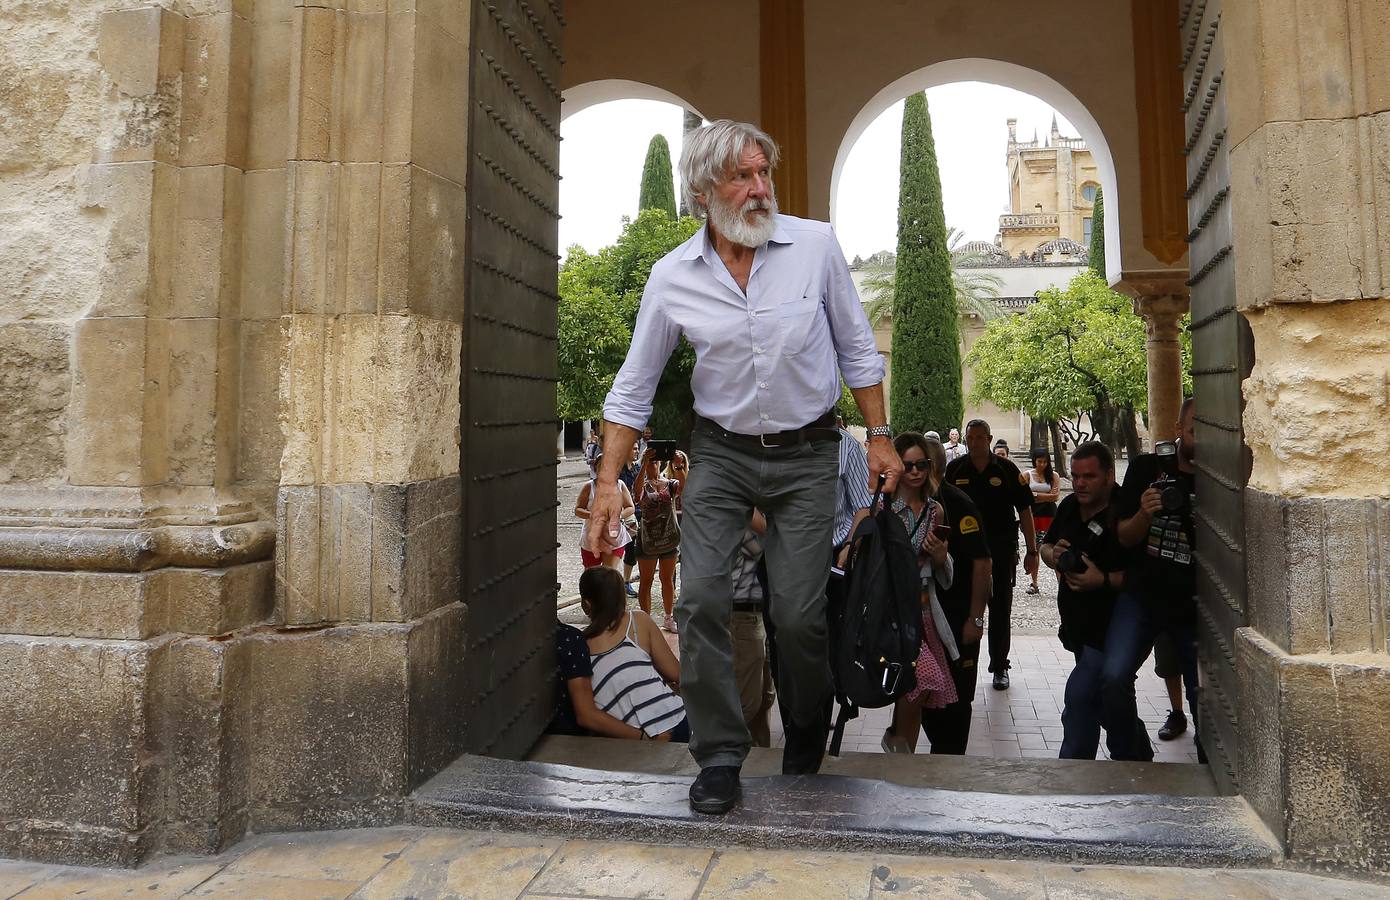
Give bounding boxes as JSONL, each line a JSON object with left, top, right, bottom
{"left": 553, "top": 405, "right": 1200, "bottom": 770}
{"left": 550, "top": 118, "right": 1198, "bottom": 816}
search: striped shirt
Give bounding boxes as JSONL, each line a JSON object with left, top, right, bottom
{"left": 589, "top": 614, "right": 685, "bottom": 737}
{"left": 834, "top": 428, "right": 873, "bottom": 545}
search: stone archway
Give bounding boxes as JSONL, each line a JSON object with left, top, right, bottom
{"left": 829, "top": 58, "right": 1126, "bottom": 283}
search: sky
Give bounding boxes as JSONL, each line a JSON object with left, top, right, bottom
{"left": 558, "top": 83, "right": 1077, "bottom": 262}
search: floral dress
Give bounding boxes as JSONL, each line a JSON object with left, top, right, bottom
{"left": 890, "top": 497, "right": 959, "bottom": 710}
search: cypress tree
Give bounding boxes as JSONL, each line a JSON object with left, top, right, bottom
{"left": 637, "top": 134, "right": 677, "bottom": 218}
{"left": 678, "top": 109, "right": 703, "bottom": 216}
{"left": 1088, "top": 186, "right": 1106, "bottom": 278}
{"left": 889, "top": 91, "right": 962, "bottom": 435}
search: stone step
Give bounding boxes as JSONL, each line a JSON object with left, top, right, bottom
{"left": 527, "top": 734, "right": 1222, "bottom": 797}
{"left": 410, "top": 751, "right": 1281, "bottom": 869}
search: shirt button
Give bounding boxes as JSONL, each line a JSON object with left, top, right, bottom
{"left": 761, "top": 413, "right": 770, "bottom": 420}
{"left": 759, "top": 382, "right": 768, "bottom": 389}
{"left": 753, "top": 346, "right": 763, "bottom": 354}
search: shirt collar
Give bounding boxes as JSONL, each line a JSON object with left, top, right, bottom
{"left": 680, "top": 216, "right": 795, "bottom": 262}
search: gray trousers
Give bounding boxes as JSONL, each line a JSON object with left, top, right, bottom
{"left": 675, "top": 422, "right": 839, "bottom": 768}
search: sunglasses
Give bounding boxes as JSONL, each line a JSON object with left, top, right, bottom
{"left": 902, "top": 460, "right": 932, "bottom": 472}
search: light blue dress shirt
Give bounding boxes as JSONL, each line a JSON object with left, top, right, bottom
{"left": 603, "top": 214, "right": 886, "bottom": 436}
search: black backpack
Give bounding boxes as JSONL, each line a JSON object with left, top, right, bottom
{"left": 828, "top": 476, "right": 925, "bottom": 756}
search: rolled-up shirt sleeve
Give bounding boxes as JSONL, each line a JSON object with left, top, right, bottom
{"left": 603, "top": 276, "right": 682, "bottom": 431}
{"left": 823, "top": 229, "right": 886, "bottom": 390}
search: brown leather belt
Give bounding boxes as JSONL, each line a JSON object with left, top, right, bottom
{"left": 697, "top": 411, "right": 840, "bottom": 449}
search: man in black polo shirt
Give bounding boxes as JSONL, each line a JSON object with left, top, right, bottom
{"left": 944, "top": 419, "right": 1039, "bottom": 689}
{"left": 1038, "top": 441, "right": 1133, "bottom": 759}
{"left": 922, "top": 435, "right": 992, "bottom": 752}
{"left": 1102, "top": 397, "right": 1201, "bottom": 763}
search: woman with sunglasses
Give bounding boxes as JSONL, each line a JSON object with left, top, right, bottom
{"left": 880, "top": 432, "right": 960, "bottom": 753}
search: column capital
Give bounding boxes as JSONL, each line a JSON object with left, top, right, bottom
{"left": 1113, "top": 268, "right": 1190, "bottom": 302}
{"left": 1132, "top": 292, "right": 1191, "bottom": 340}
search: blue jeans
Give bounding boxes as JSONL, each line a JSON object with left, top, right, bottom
{"left": 1060, "top": 646, "right": 1105, "bottom": 759}
{"left": 1099, "top": 591, "right": 1199, "bottom": 761}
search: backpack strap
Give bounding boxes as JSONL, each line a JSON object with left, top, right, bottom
{"left": 829, "top": 700, "right": 858, "bottom": 757}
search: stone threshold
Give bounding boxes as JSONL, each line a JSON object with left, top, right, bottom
{"left": 410, "top": 753, "right": 1281, "bottom": 869}
{"left": 528, "top": 734, "right": 1221, "bottom": 797}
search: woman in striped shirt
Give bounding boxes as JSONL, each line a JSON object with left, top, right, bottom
{"left": 579, "top": 566, "right": 690, "bottom": 742}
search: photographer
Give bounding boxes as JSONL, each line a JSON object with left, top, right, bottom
{"left": 1104, "top": 398, "right": 1200, "bottom": 763}
{"left": 1038, "top": 441, "right": 1131, "bottom": 760}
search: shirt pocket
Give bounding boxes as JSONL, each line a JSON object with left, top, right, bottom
{"left": 777, "top": 294, "right": 823, "bottom": 356}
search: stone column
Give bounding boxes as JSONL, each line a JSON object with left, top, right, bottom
{"left": 1135, "top": 292, "right": 1190, "bottom": 442}
{"left": 1116, "top": 273, "right": 1190, "bottom": 444}
{"left": 1224, "top": 0, "right": 1390, "bottom": 876}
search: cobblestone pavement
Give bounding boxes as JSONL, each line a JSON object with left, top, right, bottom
{"left": 0, "top": 826, "right": 1381, "bottom": 898}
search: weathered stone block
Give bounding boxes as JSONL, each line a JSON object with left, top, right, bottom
{"left": 275, "top": 476, "right": 460, "bottom": 625}
{"left": 0, "top": 635, "right": 155, "bottom": 866}
{"left": 236, "top": 318, "right": 286, "bottom": 509}
{"left": 181, "top": 12, "right": 251, "bottom": 169}
{"left": 170, "top": 164, "right": 244, "bottom": 318}
{"left": 0, "top": 323, "right": 69, "bottom": 483}
{"left": 404, "top": 164, "right": 468, "bottom": 323}
{"left": 1234, "top": 628, "right": 1286, "bottom": 843}
{"left": 239, "top": 169, "right": 287, "bottom": 319}
{"left": 288, "top": 6, "right": 341, "bottom": 162}
{"left": 167, "top": 318, "right": 221, "bottom": 486}
{"left": 161, "top": 561, "right": 274, "bottom": 634}
{"left": 246, "top": 15, "right": 291, "bottom": 171}
{"left": 409, "top": 11, "right": 469, "bottom": 187}
{"left": 406, "top": 601, "right": 468, "bottom": 786}
{"left": 285, "top": 161, "right": 335, "bottom": 315}
{"left": 68, "top": 317, "right": 164, "bottom": 487}
{"left": 95, "top": 6, "right": 185, "bottom": 165}
{"left": 243, "top": 622, "right": 410, "bottom": 829}
{"left": 1244, "top": 489, "right": 1390, "bottom": 655}
{"left": 0, "top": 569, "right": 156, "bottom": 640}
{"left": 1242, "top": 300, "right": 1390, "bottom": 500}
{"left": 339, "top": 12, "right": 388, "bottom": 163}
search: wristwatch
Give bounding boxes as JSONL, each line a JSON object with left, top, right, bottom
{"left": 867, "top": 425, "right": 892, "bottom": 440}
{"left": 973, "top": 616, "right": 986, "bottom": 628}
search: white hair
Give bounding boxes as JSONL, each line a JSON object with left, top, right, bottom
{"left": 678, "top": 120, "right": 780, "bottom": 219}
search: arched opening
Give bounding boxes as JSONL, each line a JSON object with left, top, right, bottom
{"left": 830, "top": 59, "right": 1123, "bottom": 284}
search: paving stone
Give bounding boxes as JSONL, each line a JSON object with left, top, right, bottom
{"left": 701, "top": 849, "right": 874, "bottom": 899}
{"left": 870, "top": 856, "right": 1047, "bottom": 898}
{"left": 7, "top": 858, "right": 223, "bottom": 899}
{"left": 224, "top": 827, "right": 415, "bottom": 883}
{"left": 185, "top": 872, "right": 359, "bottom": 898}
{"left": 525, "top": 839, "right": 712, "bottom": 899}
{"left": 354, "top": 830, "right": 559, "bottom": 899}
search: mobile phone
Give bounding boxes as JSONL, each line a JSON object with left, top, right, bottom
{"left": 932, "top": 524, "right": 951, "bottom": 541}
{"left": 649, "top": 439, "right": 677, "bottom": 461}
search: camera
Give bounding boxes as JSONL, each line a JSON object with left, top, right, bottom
{"left": 648, "top": 439, "right": 677, "bottom": 462}
{"left": 1152, "top": 440, "right": 1187, "bottom": 512}
{"left": 1056, "top": 546, "right": 1088, "bottom": 574}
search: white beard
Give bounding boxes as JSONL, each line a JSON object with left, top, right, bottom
{"left": 708, "top": 194, "right": 779, "bottom": 248}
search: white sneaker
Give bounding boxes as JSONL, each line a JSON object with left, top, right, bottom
{"left": 663, "top": 614, "right": 678, "bottom": 633}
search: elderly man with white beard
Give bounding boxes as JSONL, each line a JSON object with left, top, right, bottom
{"left": 586, "top": 120, "right": 900, "bottom": 815}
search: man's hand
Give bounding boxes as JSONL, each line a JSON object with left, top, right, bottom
{"left": 1063, "top": 554, "right": 1105, "bottom": 592}
{"left": 866, "top": 438, "right": 903, "bottom": 493}
{"left": 962, "top": 618, "right": 984, "bottom": 645}
{"left": 584, "top": 480, "right": 626, "bottom": 554}
{"left": 1023, "top": 547, "right": 1040, "bottom": 578}
{"left": 1139, "top": 486, "right": 1165, "bottom": 516}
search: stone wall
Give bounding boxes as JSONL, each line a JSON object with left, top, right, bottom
{"left": 0, "top": 0, "right": 476, "bottom": 866}
{"left": 1225, "top": 0, "right": 1390, "bottom": 876}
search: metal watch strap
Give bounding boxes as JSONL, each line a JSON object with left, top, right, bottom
{"left": 867, "top": 425, "right": 891, "bottom": 439}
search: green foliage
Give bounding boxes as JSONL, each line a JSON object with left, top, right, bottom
{"left": 1088, "top": 187, "right": 1106, "bottom": 278}
{"left": 889, "top": 92, "right": 963, "bottom": 435}
{"left": 556, "top": 208, "right": 702, "bottom": 425}
{"left": 837, "top": 380, "right": 866, "bottom": 427}
{"left": 858, "top": 229, "right": 1005, "bottom": 331}
{"left": 637, "top": 134, "right": 677, "bottom": 218}
{"left": 965, "top": 272, "right": 1193, "bottom": 427}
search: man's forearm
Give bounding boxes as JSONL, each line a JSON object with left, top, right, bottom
{"left": 848, "top": 382, "right": 888, "bottom": 429}
{"left": 1117, "top": 511, "right": 1150, "bottom": 548}
{"left": 597, "top": 421, "right": 640, "bottom": 485}
{"left": 1020, "top": 509, "right": 1038, "bottom": 551}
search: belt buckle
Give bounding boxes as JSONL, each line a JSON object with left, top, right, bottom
{"left": 760, "top": 432, "right": 777, "bottom": 448}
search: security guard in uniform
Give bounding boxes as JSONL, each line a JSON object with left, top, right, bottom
{"left": 921, "top": 436, "right": 992, "bottom": 752}
{"left": 943, "top": 419, "right": 1039, "bottom": 690}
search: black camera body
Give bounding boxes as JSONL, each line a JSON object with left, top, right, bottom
{"left": 1056, "top": 547, "right": 1088, "bottom": 574}
{"left": 1152, "top": 441, "right": 1187, "bottom": 513}
{"left": 648, "top": 439, "right": 677, "bottom": 462}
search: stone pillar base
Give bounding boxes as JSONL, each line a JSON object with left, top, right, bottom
{"left": 1236, "top": 626, "right": 1390, "bottom": 875}
{"left": 0, "top": 603, "right": 467, "bottom": 867}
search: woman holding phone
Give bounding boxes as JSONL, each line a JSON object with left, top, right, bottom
{"left": 881, "top": 431, "right": 959, "bottom": 753}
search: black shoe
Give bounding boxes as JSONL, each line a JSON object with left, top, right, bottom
{"left": 992, "top": 670, "right": 1010, "bottom": 690}
{"left": 781, "top": 706, "right": 831, "bottom": 775}
{"left": 689, "top": 765, "right": 741, "bottom": 815}
{"left": 1158, "top": 709, "right": 1188, "bottom": 741}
